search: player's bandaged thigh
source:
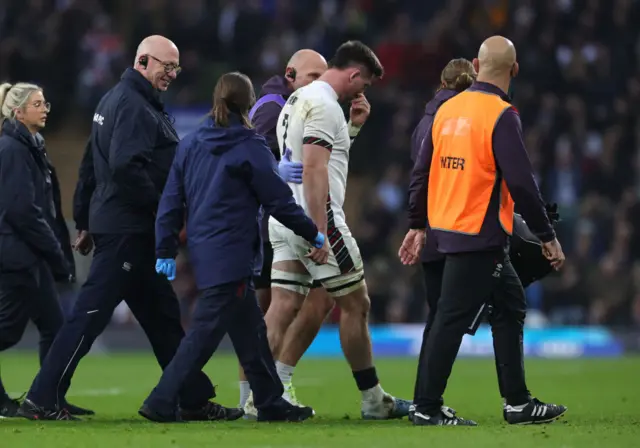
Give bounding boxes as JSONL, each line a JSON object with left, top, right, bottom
{"left": 270, "top": 269, "right": 313, "bottom": 296}
{"left": 269, "top": 224, "right": 313, "bottom": 295}
{"left": 320, "top": 269, "right": 366, "bottom": 298}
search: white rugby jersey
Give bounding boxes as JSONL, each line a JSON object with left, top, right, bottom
{"left": 273, "top": 80, "right": 351, "bottom": 228}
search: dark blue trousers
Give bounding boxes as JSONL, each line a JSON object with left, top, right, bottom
{"left": 26, "top": 234, "right": 215, "bottom": 410}
{"left": 0, "top": 260, "right": 63, "bottom": 361}
{"left": 144, "top": 278, "right": 283, "bottom": 414}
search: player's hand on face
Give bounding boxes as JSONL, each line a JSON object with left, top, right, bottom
{"left": 306, "top": 239, "right": 330, "bottom": 265}
{"left": 73, "top": 230, "right": 94, "bottom": 256}
{"left": 349, "top": 93, "right": 371, "bottom": 127}
{"left": 398, "top": 229, "right": 426, "bottom": 265}
{"left": 542, "top": 238, "right": 565, "bottom": 271}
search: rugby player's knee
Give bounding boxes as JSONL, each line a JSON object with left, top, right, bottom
{"left": 336, "top": 284, "right": 370, "bottom": 319}
{"left": 267, "top": 285, "right": 305, "bottom": 323}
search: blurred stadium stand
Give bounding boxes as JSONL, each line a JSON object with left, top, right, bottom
{"left": 2, "top": 0, "right": 640, "bottom": 353}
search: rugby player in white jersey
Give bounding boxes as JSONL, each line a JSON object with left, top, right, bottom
{"left": 265, "top": 41, "right": 411, "bottom": 419}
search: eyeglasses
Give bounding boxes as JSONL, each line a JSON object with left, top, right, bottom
{"left": 30, "top": 100, "right": 51, "bottom": 112}
{"left": 147, "top": 54, "right": 182, "bottom": 75}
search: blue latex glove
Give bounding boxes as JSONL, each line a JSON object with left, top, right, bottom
{"left": 313, "top": 232, "right": 326, "bottom": 249}
{"left": 156, "top": 258, "right": 176, "bottom": 281}
{"left": 278, "top": 148, "right": 303, "bottom": 184}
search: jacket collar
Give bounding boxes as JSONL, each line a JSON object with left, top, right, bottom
{"left": 121, "top": 68, "right": 164, "bottom": 111}
{"left": 424, "top": 89, "right": 458, "bottom": 116}
{"left": 2, "top": 119, "right": 38, "bottom": 148}
{"left": 468, "top": 81, "right": 512, "bottom": 103}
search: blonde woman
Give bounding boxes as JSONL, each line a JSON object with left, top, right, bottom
{"left": 0, "top": 82, "right": 92, "bottom": 418}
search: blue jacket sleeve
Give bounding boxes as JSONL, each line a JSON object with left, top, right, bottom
{"left": 109, "top": 97, "right": 159, "bottom": 211}
{"left": 247, "top": 141, "right": 318, "bottom": 242}
{"left": 73, "top": 138, "right": 95, "bottom": 231}
{"left": 155, "top": 147, "right": 186, "bottom": 259}
{"left": 0, "top": 145, "right": 66, "bottom": 267}
{"left": 407, "top": 123, "right": 434, "bottom": 229}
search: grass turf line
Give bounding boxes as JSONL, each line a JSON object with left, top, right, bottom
{"left": 0, "top": 353, "right": 638, "bottom": 447}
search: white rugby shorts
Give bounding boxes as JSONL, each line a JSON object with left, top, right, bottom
{"left": 269, "top": 220, "right": 364, "bottom": 296}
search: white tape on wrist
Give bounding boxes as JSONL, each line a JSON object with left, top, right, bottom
{"left": 347, "top": 121, "right": 362, "bottom": 139}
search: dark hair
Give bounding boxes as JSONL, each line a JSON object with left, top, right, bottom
{"left": 329, "top": 40, "right": 384, "bottom": 79}
{"left": 210, "top": 72, "right": 255, "bottom": 128}
{"left": 440, "top": 58, "right": 476, "bottom": 92}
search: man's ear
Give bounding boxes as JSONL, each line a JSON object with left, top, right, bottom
{"left": 472, "top": 58, "right": 480, "bottom": 74}
{"left": 511, "top": 62, "right": 519, "bottom": 78}
{"left": 349, "top": 68, "right": 361, "bottom": 82}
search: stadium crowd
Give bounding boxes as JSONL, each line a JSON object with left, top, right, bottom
{"left": 1, "top": 0, "right": 639, "bottom": 327}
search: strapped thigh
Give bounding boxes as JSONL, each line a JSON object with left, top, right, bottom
{"left": 321, "top": 269, "right": 365, "bottom": 298}
{"left": 271, "top": 269, "right": 313, "bottom": 296}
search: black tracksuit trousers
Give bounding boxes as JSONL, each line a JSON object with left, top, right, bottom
{"left": 413, "top": 250, "right": 531, "bottom": 414}
{"left": 25, "top": 234, "right": 215, "bottom": 410}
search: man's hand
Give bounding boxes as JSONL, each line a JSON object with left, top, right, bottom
{"left": 349, "top": 93, "right": 371, "bottom": 127}
{"left": 278, "top": 148, "right": 303, "bottom": 184}
{"left": 306, "top": 232, "right": 330, "bottom": 265}
{"left": 542, "top": 238, "right": 565, "bottom": 271}
{"left": 398, "top": 229, "right": 426, "bottom": 265}
{"left": 73, "top": 230, "right": 94, "bottom": 256}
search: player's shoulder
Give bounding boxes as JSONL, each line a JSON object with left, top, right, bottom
{"left": 295, "top": 81, "right": 336, "bottom": 106}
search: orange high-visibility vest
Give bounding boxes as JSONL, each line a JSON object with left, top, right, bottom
{"left": 428, "top": 90, "right": 515, "bottom": 235}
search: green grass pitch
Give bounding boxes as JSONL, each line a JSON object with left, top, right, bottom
{"left": 1, "top": 353, "right": 639, "bottom": 447}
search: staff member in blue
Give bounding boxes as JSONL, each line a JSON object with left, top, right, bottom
{"left": 0, "top": 82, "right": 91, "bottom": 418}
{"left": 140, "top": 72, "right": 327, "bottom": 423}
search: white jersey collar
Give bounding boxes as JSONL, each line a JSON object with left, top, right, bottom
{"left": 313, "top": 80, "right": 339, "bottom": 101}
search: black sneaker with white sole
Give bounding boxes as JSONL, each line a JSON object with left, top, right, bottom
{"left": 412, "top": 406, "right": 477, "bottom": 426}
{"left": 504, "top": 398, "right": 567, "bottom": 425}
{"left": 17, "top": 399, "right": 79, "bottom": 421}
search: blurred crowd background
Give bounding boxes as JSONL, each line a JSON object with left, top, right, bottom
{"left": 2, "top": 0, "right": 640, "bottom": 328}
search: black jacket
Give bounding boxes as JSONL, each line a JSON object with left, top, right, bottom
{"left": 38, "top": 135, "right": 76, "bottom": 281}
{"left": 0, "top": 120, "right": 68, "bottom": 278}
{"left": 511, "top": 213, "right": 554, "bottom": 288}
{"left": 74, "top": 68, "right": 179, "bottom": 234}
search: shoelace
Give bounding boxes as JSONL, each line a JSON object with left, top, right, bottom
{"left": 55, "top": 409, "right": 74, "bottom": 420}
{"left": 284, "top": 384, "right": 299, "bottom": 405}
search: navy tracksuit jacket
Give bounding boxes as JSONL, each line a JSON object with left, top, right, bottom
{"left": 155, "top": 114, "right": 318, "bottom": 289}
{"left": 0, "top": 120, "right": 68, "bottom": 365}
{"left": 25, "top": 69, "right": 215, "bottom": 411}
{"left": 145, "top": 114, "right": 317, "bottom": 413}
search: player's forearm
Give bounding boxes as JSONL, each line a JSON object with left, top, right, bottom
{"left": 303, "top": 165, "right": 329, "bottom": 234}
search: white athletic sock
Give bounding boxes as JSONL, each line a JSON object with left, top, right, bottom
{"left": 239, "top": 381, "right": 251, "bottom": 408}
{"left": 276, "top": 361, "right": 295, "bottom": 384}
{"left": 361, "top": 383, "right": 384, "bottom": 403}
